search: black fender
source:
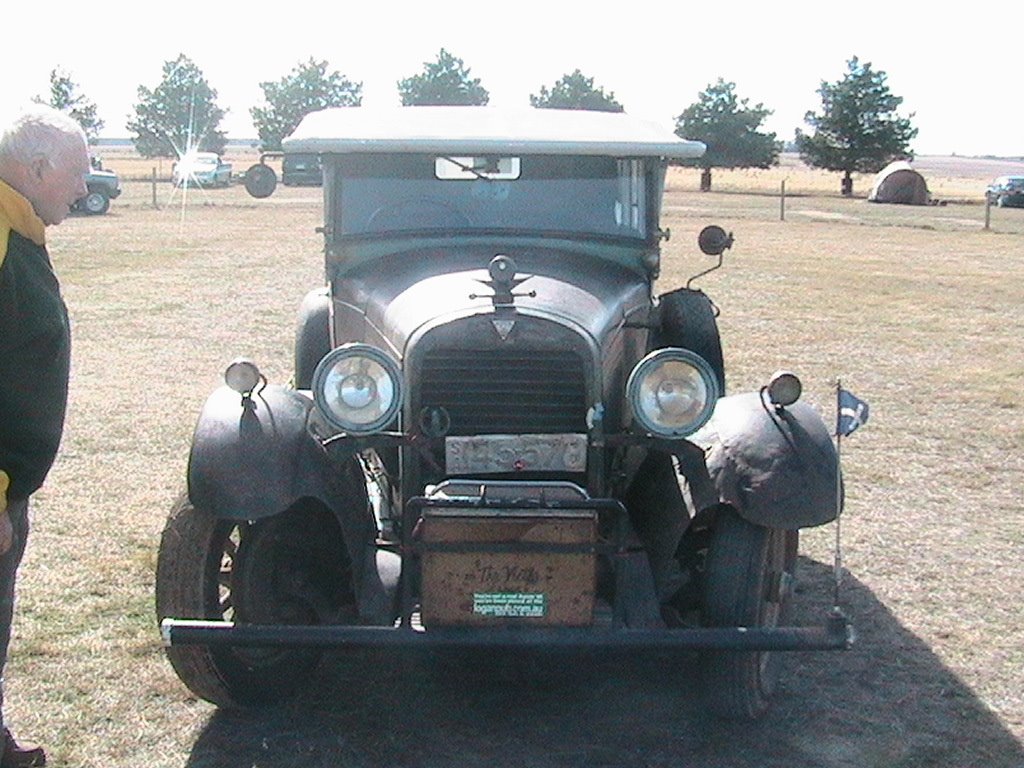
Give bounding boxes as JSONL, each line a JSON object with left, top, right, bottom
{"left": 294, "top": 287, "right": 332, "bottom": 389}
{"left": 691, "top": 392, "right": 840, "bottom": 529}
{"left": 187, "top": 384, "right": 393, "bottom": 622}
{"left": 188, "top": 385, "right": 343, "bottom": 520}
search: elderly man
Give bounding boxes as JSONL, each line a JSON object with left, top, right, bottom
{"left": 0, "top": 105, "right": 90, "bottom": 768}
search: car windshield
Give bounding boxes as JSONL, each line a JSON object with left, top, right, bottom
{"left": 178, "top": 154, "right": 218, "bottom": 169}
{"left": 332, "top": 154, "right": 649, "bottom": 241}
{"left": 285, "top": 154, "right": 318, "bottom": 169}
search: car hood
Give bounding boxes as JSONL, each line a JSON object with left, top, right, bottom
{"left": 332, "top": 245, "right": 651, "bottom": 358}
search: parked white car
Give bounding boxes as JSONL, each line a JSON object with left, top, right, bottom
{"left": 173, "top": 152, "right": 232, "bottom": 187}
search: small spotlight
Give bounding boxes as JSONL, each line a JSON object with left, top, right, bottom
{"left": 224, "top": 359, "right": 262, "bottom": 395}
{"left": 767, "top": 370, "right": 802, "bottom": 408}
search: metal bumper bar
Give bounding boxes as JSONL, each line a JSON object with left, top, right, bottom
{"left": 161, "top": 611, "right": 853, "bottom": 651}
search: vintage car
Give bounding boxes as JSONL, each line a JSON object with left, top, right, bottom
{"left": 157, "top": 107, "right": 851, "bottom": 720}
{"left": 172, "top": 151, "right": 233, "bottom": 187}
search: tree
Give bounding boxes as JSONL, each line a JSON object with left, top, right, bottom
{"left": 35, "top": 68, "right": 104, "bottom": 144}
{"left": 529, "top": 70, "right": 624, "bottom": 112}
{"left": 397, "top": 49, "right": 489, "bottom": 106}
{"left": 796, "top": 56, "right": 918, "bottom": 196}
{"left": 128, "top": 54, "right": 227, "bottom": 159}
{"left": 675, "top": 79, "right": 780, "bottom": 192}
{"left": 250, "top": 58, "right": 362, "bottom": 151}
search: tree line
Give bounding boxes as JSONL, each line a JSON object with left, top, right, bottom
{"left": 39, "top": 49, "right": 917, "bottom": 196}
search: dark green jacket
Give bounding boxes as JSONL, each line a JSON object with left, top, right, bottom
{"left": 0, "top": 179, "right": 70, "bottom": 501}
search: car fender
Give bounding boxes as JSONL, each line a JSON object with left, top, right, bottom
{"left": 691, "top": 392, "right": 840, "bottom": 529}
{"left": 188, "top": 384, "right": 356, "bottom": 522}
{"left": 187, "top": 384, "right": 391, "bottom": 621}
{"left": 294, "top": 287, "right": 332, "bottom": 388}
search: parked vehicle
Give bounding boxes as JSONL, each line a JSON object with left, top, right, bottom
{"left": 282, "top": 152, "right": 322, "bottom": 186}
{"left": 75, "top": 168, "right": 121, "bottom": 215}
{"left": 157, "top": 107, "right": 853, "bottom": 720}
{"left": 172, "top": 151, "right": 232, "bottom": 187}
{"left": 985, "top": 175, "right": 1024, "bottom": 208}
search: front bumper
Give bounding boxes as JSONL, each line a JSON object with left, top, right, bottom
{"left": 161, "top": 492, "right": 855, "bottom": 653}
{"left": 162, "top": 611, "right": 853, "bottom": 651}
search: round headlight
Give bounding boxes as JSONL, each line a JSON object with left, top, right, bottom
{"left": 311, "top": 344, "right": 402, "bottom": 434}
{"left": 627, "top": 348, "right": 720, "bottom": 438}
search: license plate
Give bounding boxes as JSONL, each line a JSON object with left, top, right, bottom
{"left": 445, "top": 434, "right": 587, "bottom": 474}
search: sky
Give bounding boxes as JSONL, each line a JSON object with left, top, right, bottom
{"left": 5, "top": 0, "right": 1022, "bottom": 157}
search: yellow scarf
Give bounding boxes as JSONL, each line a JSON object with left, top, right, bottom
{"left": 0, "top": 178, "right": 46, "bottom": 269}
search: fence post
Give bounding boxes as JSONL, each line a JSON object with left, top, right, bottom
{"left": 152, "top": 167, "right": 158, "bottom": 209}
{"left": 984, "top": 197, "right": 991, "bottom": 231}
{"left": 780, "top": 180, "right": 786, "bottom": 221}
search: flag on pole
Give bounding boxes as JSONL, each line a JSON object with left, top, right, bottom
{"left": 837, "top": 388, "right": 870, "bottom": 436}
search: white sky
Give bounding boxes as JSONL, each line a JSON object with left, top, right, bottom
{"left": 5, "top": 0, "right": 1022, "bottom": 157}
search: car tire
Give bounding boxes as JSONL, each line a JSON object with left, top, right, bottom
{"left": 624, "top": 451, "right": 690, "bottom": 604}
{"left": 294, "top": 287, "right": 332, "bottom": 389}
{"left": 699, "top": 508, "right": 798, "bottom": 719}
{"left": 654, "top": 288, "right": 726, "bottom": 395}
{"left": 82, "top": 189, "right": 110, "bottom": 215}
{"left": 156, "top": 493, "right": 357, "bottom": 708}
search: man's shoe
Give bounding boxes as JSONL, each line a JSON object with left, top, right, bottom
{"left": 0, "top": 729, "right": 45, "bottom": 767}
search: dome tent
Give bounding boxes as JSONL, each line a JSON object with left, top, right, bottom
{"left": 868, "top": 161, "right": 930, "bottom": 205}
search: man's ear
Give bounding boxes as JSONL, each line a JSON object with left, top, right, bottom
{"left": 30, "top": 155, "right": 49, "bottom": 181}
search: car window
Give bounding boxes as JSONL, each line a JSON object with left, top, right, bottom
{"left": 332, "top": 154, "right": 649, "bottom": 241}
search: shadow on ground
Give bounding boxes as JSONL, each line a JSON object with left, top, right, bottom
{"left": 184, "top": 560, "right": 1024, "bottom": 768}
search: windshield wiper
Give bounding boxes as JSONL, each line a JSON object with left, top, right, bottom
{"left": 440, "top": 156, "right": 494, "bottom": 181}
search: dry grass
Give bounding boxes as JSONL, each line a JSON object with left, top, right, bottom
{"left": 5, "top": 159, "right": 1023, "bottom": 767}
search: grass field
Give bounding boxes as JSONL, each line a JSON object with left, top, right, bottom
{"left": 6, "top": 157, "right": 1024, "bottom": 767}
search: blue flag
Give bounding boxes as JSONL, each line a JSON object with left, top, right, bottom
{"left": 837, "top": 389, "right": 870, "bottom": 436}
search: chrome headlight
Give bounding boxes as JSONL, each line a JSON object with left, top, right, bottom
{"left": 627, "top": 348, "right": 719, "bottom": 438}
{"left": 311, "top": 344, "right": 402, "bottom": 434}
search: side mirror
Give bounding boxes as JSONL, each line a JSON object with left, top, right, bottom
{"left": 244, "top": 164, "right": 277, "bottom": 199}
{"left": 698, "top": 225, "right": 734, "bottom": 256}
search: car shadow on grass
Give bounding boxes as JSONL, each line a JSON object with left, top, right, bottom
{"left": 184, "top": 559, "right": 1024, "bottom": 768}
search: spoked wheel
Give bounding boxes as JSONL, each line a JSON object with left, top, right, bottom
{"left": 700, "top": 508, "right": 798, "bottom": 719}
{"left": 156, "top": 493, "right": 357, "bottom": 707}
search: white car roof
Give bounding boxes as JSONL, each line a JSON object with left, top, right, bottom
{"left": 284, "top": 106, "right": 706, "bottom": 160}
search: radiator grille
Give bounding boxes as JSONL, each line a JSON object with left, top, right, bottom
{"left": 419, "top": 349, "right": 587, "bottom": 434}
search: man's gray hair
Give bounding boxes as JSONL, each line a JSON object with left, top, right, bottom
{"left": 0, "top": 105, "right": 87, "bottom": 165}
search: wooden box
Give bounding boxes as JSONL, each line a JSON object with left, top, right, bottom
{"left": 419, "top": 509, "right": 597, "bottom": 627}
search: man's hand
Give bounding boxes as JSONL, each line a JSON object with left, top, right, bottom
{"left": 0, "top": 471, "right": 10, "bottom": 555}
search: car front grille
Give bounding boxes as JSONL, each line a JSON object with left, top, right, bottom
{"left": 419, "top": 349, "right": 588, "bottom": 435}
